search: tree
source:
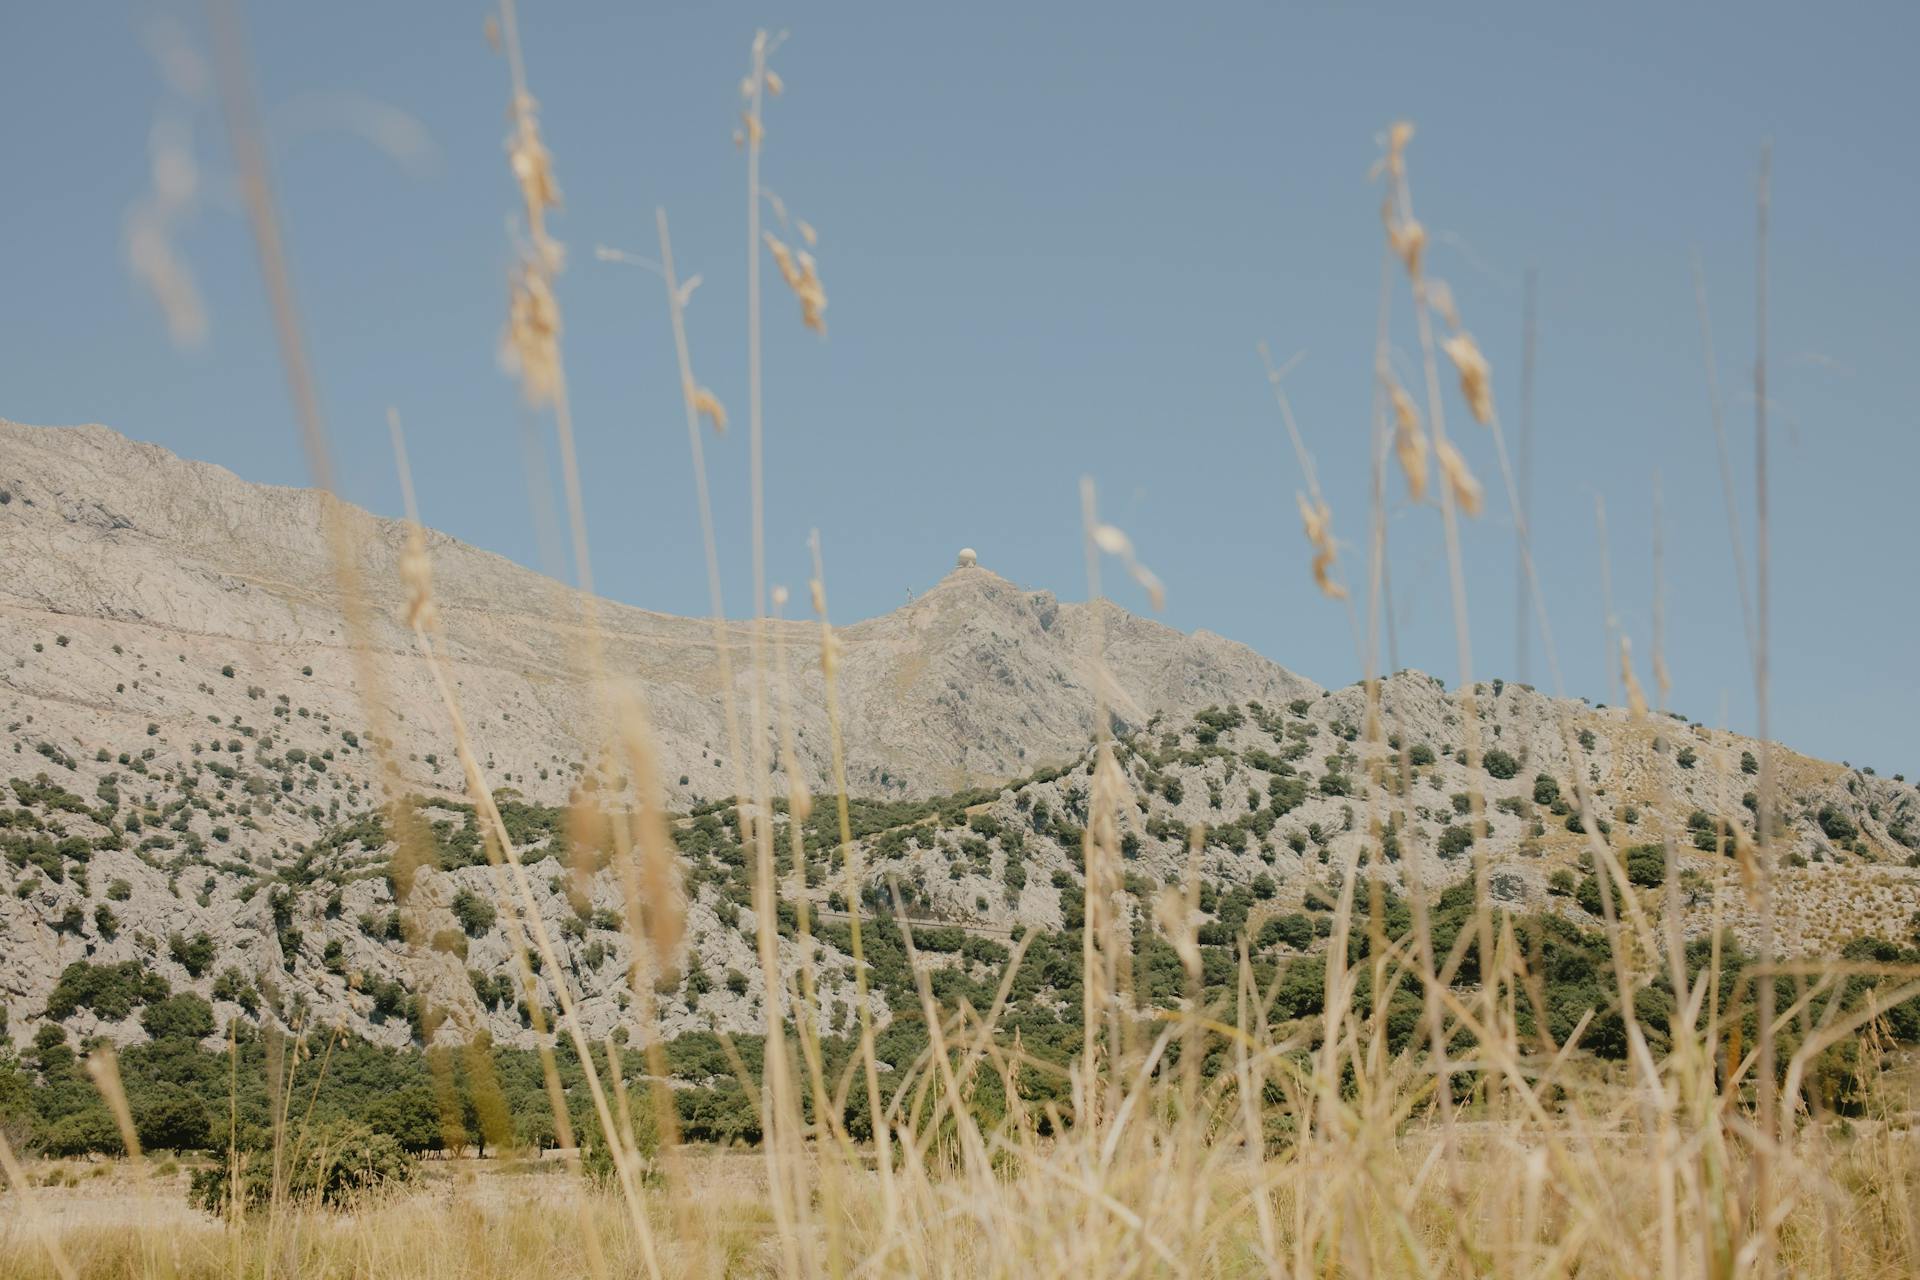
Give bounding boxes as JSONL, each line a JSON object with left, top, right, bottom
{"left": 0, "top": 1051, "right": 35, "bottom": 1153}
{"left": 366, "top": 1085, "right": 448, "bottom": 1154}
{"left": 1483, "top": 749, "right": 1519, "bottom": 780}
{"left": 39, "top": 1107, "right": 122, "bottom": 1157}
{"left": 1438, "top": 825, "right": 1474, "bottom": 858}
{"left": 1741, "top": 750, "right": 1759, "bottom": 776}
{"left": 134, "top": 1082, "right": 211, "bottom": 1151}
{"left": 1533, "top": 774, "right": 1561, "bottom": 807}
{"left": 1258, "top": 913, "right": 1314, "bottom": 950}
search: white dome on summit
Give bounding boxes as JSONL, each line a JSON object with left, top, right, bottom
{"left": 956, "top": 547, "right": 978, "bottom": 569}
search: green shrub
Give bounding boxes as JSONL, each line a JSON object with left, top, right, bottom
{"left": 212, "top": 968, "right": 260, "bottom": 1013}
{"left": 1575, "top": 875, "right": 1604, "bottom": 915}
{"left": 1565, "top": 809, "right": 1612, "bottom": 839}
{"left": 1817, "top": 805, "right": 1858, "bottom": 842}
{"left": 141, "top": 994, "right": 216, "bottom": 1041}
{"left": 1483, "top": 749, "right": 1518, "bottom": 780}
{"left": 189, "top": 1120, "right": 414, "bottom": 1214}
{"left": 451, "top": 888, "right": 497, "bottom": 938}
{"left": 44, "top": 961, "right": 170, "bottom": 1021}
{"left": 1624, "top": 844, "right": 1666, "bottom": 888}
{"left": 39, "top": 1107, "right": 123, "bottom": 1157}
{"left": 168, "top": 931, "right": 216, "bottom": 978}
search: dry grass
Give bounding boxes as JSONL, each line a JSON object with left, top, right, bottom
{"left": 4, "top": 1111, "right": 1919, "bottom": 1277}
{"left": 4, "top": 10, "right": 1917, "bottom": 1280}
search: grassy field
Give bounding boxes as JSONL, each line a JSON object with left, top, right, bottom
{"left": 5, "top": 1112, "right": 1919, "bottom": 1277}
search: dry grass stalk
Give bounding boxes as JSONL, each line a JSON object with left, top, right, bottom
{"left": 1090, "top": 521, "right": 1168, "bottom": 610}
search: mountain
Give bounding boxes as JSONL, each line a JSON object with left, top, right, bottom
{"left": 2, "top": 418, "right": 1917, "bottom": 1054}
{"left": 0, "top": 419, "right": 1313, "bottom": 804}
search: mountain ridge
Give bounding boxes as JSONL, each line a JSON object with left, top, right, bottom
{"left": 3, "top": 416, "right": 1918, "bottom": 1054}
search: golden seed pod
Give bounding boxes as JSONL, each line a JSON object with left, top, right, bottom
{"left": 1435, "top": 439, "right": 1483, "bottom": 517}
{"left": 764, "top": 232, "right": 828, "bottom": 333}
{"left": 1295, "top": 493, "right": 1346, "bottom": 600}
{"left": 688, "top": 384, "right": 727, "bottom": 434}
{"left": 400, "top": 528, "right": 438, "bottom": 632}
{"left": 1442, "top": 332, "right": 1493, "bottom": 425}
{"left": 504, "top": 266, "right": 562, "bottom": 407}
{"left": 1620, "top": 635, "right": 1649, "bottom": 722}
{"left": 1390, "top": 380, "right": 1429, "bottom": 501}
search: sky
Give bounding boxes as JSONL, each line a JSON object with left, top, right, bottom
{"left": 2, "top": 2, "right": 1916, "bottom": 774}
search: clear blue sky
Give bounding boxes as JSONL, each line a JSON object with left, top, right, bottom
{"left": 3, "top": 2, "right": 1915, "bottom": 773}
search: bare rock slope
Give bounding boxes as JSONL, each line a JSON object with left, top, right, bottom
{"left": 0, "top": 419, "right": 1312, "bottom": 806}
